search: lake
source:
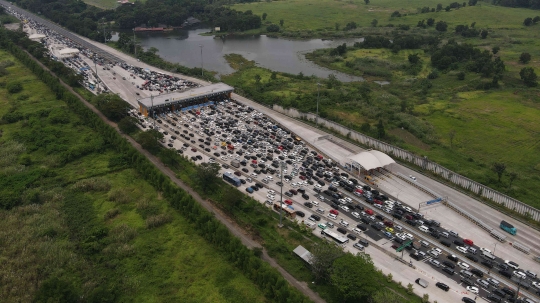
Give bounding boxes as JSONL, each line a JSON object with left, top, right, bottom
{"left": 114, "top": 28, "right": 363, "bottom": 82}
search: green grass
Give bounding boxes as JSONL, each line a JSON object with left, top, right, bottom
{"left": 0, "top": 49, "right": 269, "bottom": 303}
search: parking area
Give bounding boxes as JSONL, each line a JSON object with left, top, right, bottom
{"left": 132, "top": 99, "right": 540, "bottom": 303}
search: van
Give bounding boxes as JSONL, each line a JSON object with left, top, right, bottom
{"left": 461, "top": 270, "right": 474, "bottom": 279}
{"left": 481, "top": 251, "right": 496, "bottom": 260}
{"left": 418, "top": 225, "right": 429, "bottom": 233}
{"left": 415, "top": 278, "right": 429, "bottom": 288}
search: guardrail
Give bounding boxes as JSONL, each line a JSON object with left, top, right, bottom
{"left": 512, "top": 242, "right": 531, "bottom": 255}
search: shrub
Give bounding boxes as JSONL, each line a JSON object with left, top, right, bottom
{"left": 108, "top": 188, "right": 131, "bottom": 204}
{"left": 104, "top": 208, "right": 120, "bottom": 220}
{"left": 266, "top": 24, "right": 280, "bottom": 32}
{"left": 7, "top": 82, "right": 22, "bottom": 93}
{"left": 146, "top": 214, "right": 172, "bottom": 229}
{"left": 72, "top": 178, "right": 112, "bottom": 192}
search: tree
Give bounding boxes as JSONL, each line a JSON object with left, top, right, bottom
{"left": 270, "top": 72, "right": 277, "bottom": 80}
{"left": 449, "top": 129, "right": 456, "bottom": 148}
{"left": 195, "top": 162, "right": 221, "bottom": 192}
{"left": 519, "top": 52, "right": 531, "bottom": 63}
{"left": 138, "top": 129, "right": 163, "bottom": 154}
{"left": 370, "top": 289, "right": 403, "bottom": 303}
{"left": 435, "top": 21, "right": 448, "bottom": 32}
{"left": 469, "top": 0, "right": 478, "bottom": 5}
{"left": 524, "top": 17, "right": 533, "bottom": 26}
{"left": 470, "top": 21, "right": 476, "bottom": 28}
{"left": 492, "top": 162, "right": 506, "bottom": 182}
{"left": 266, "top": 24, "right": 280, "bottom": 32}
{"left": 34, "top": 277, "right": 79, "bottom": 303}
{"left": 371, "top": 19, "right": 378, "bottom": 27}
{"left": 427, "top": 18, "right": 435, "bottom": 26}
{"left": 97, "top": 95, "right": 130, "bottom": 122}
{"left": 364, "top": 0, "right": 370, "bottom": 4}
{"left": 221, "top": 186, "right": 243, "bottom": 211}
{"left": 492, "top": 46, "right": 500, "bottom": 54}
{"left": 436, "top": 3, "right": 443, "bottom": 11}
{"left": 407, "top": 283, "right": 414, "bottom": 294}
{"left": 534, "top": 16, "right": 540, "bottom": 23}
{"left": 361, "top": 123, "right": 371, "bottom": 132}
{"left": 279, "top": 19, "right": 284, "bottom": 26}
{"left": 445, "top": 5, "right": 451, "bottom": 11}
{"left": 391, "top": 11, "right": 401, "bottom": 17}
{"left": 422, "top": 293, "right": 430, "bottom": 303}
{"left": 330, "top": 254, "right": 379, "bottom": 302}
{"left": 457, "top": 71, "right": 465, "bottom": 80}
{"left": 310, "top": 241, "right": 345, "bottom": 282}
{"left": 520, "top": 67, "right": 538, "bottom": 87}
{"left": 377, "top": 119, "right": 385, "bottom": 139}
{"left": 262, "top": 13, "right": 267, "bottom": 20}
{"left": 254, "top": 74, "right": 261, "bottom": 84}
{"left": 508, "top": 172, "right": 518, "bottom": 190}
{"left": 481, "top": 30, "right": 488, "bottom": 39}
{"left": 118, "top": 116, "right": 139, "bottom": 134}
{"left": 7, "top": 82, "right": 22, "bottom": 94}
{"left": 408, "top": 53, "right": 421, "bottom": 64}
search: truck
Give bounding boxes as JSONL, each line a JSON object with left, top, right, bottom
{"left": 231, "top": 160, "right": 240, "bottom": 168}
{"left": 500, "top": 220, "right": 517, "bottom": 235}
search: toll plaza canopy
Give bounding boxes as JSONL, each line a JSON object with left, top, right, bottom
{"left": 137, "top": 83, "right": 234, "bottom": 116}
{"left": 347, "top": 150, "right": 395, "bottom": 171}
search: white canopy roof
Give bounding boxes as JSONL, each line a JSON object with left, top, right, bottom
{"left": 347, "top": 150, "right": 395, "bottom": 170}
{"left": 58, "top": 48, "right": 80, "bottom": 55}
{"left": 28, "top": 34, "right": 46, "bottom": 40}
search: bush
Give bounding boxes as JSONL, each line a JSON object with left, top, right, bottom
{"left": 72, "top": 178, "right": 112, "bottom": 192}
{"left": 519, "top": 52, "right": 531, "bottom": 64}
{"left": 267, "top": 24, "right": 280, "bottom": 32}
{"left": 457, "top": 71, "right": 465, "bottom": 80}
{"left": 104, "top": 208, "right": 120, "bottom": 220}
{"left": 7, "top": 82, "right": 22, "bottom": 93}
{"left": 146, "top": 213, "right": 172, "bottom": 229}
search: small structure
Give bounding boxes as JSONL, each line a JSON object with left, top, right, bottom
{"left": 293, "top": 245, "right": 313, "bottom": 265}
{"left": 58, "top": 48, "right": 80, "bottom": 58}
{"left": 28, "top": 33, "right": 46, "bottom": 41}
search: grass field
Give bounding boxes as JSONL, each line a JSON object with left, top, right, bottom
{"left": 0, "top": 49, "right": 268, "bottom": 302}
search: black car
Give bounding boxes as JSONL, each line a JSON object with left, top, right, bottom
{"left": 240, "top": 179, "right": 246, "bottom": 184}
{"left": 430, "top": 231, "right": 441, "bottom": 239}
{"left": 394, "top": 237, "right": 404, "bottom": 244}
{"left": 461, "top": 278, "right": 474, "bottom": 286}
{"left": 440, "top": 240, "right": 451, "bottom": 247}
{"left": 442, "top": 267, "right": 455, "bottom": 275}
{"left": 436, "top": 282, "right": 450, "bottom": 291}
{"left": 337, "top": 227, "right": 347, "bottom": 234}
{"left": 454, "top": 240, "right": 464, "bottom": 246}
{"left": 492, "top": 289, "right": 506, "bottom": 298}
{"left": 447, "top": 254, "right": 459, "bottom": 262}
{"left": 371, "top": 224, "right": 382, "bottom": 231}
{"left": 304, "top": 202, "right": 313, "bottom": 208}
{"left": 481, "top": 260, "right": 494, "bottom": 268}
{"left": 462, "top": 298, "right": 475, "bottom": 303}
{"left": 375, "top": 214, "right": 384, "bottom": 221}
{"left": 498, "top": 270, "right": 512, "bottom": 279}
{"left": 392, "top": 213, "right": 402, "bottom": 220}
{"left": 301, "top": 194, "right": 309, "bottom": 200}
{"left": 295, "top": 211, "right": 305, "bottom": 217}
{"left": 471, "top": 268, "right": 483, "bottom": 277}
{"left": 361, "top": 218, "right": 370, "bottom": 224}
{"left": 443, "top": 261, "right": 455, "bottom": 268}
{"left": 501, "top": 287, "right": 515, "bottom": 297}
{"left": 466, "top": 254, "right": 478, "bottom": 262}
{"left": 358, "top": 238, "right": 369, "bottom": 247}
{"left": 486, "top": 294, "right": 502, "bottom": 303}
{"left": 331, "top": 203, "right": 339, "bottom": 210}
{"left": 356, "top": 224, "right": 368, "bottom": 231}
{"left": 347, "top": 234, "right": 357, "bottom": 241}
{"left": 406, "top": 220, "right": 417, "bottom": 226}
{"left": 310, "top": 214, "right": 321, "bottom": 221}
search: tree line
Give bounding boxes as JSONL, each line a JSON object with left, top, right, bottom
{"left": 0, "top": 28, "right": 308, "bottom": 303}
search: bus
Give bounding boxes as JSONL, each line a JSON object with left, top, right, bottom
{"left": 223, "top": 172, "right": 241, "bottom": 187}
{"left": 273, "top": 202, "right": 296, "bottom": 219}
{"left": 321, "top": 229, "right": 349, "bottom": 245}
{"left": 500, "top": 220, "right": 517, "bottom": 235}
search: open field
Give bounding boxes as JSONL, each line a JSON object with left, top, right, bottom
{"left": 0, "top": 49, "right": 269, "bottom": 302}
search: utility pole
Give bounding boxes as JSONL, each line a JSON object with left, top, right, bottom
{"left": 316, "top": 82, "right": 321, "bottom": 124}
{"left": 101, "top": 18, "right": 106, "bottom": 43}
{"left": 151, "top": 94, "right": 155, "bottom": 128}
{"left": 278, "top": 161, "right": 286, "bottom": 227}
{"left": 199, "top": 44, "right": 204, "bottom": 78}
{"left": 93, "top": 58, "right": 100, "bottom": 93}
{"left": 515, "top": 276, "right": 524, "bottom": 301}
{"left": 133, "top": 29, "right": 137, "bottom": 58}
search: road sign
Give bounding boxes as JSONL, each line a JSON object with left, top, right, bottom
{"left": 396, "top": 240, "right": 412, "bottom": 252}
{"left": 426, "top": 198, "right": 442, "bottom": 205}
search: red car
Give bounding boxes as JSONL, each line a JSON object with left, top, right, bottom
{"left": 463, "top": 239, "right": 474, "bottom": 246}
{"left": 284, "top": 199, "right": 293, "bottom": 205}
{"left": 374, "top": 200, "right": 383, "bottom": 205}
{"left": 384, "top": 221, "right": 394, "bottom": 227}
{"left": 330, "top": 209, "right": 339, "bottom": 215}
{"left": 191, "top": 148, "right": 197, "bottom": 152}
{"left": 405, "top": 214, "right": 413, "bottom": 220}
{"left": 252, "top": 160, "right": 257, "bottom": 164}
{"left": 234, "top": 171, "right": 241, "bottom": 176}
{"left": 299, "top": 175, "right": 306, "bottom": 180}
{"left": 365, "top": 209, "right": 374, "bottom": 216}
{"left": 355, "top": 189, "right": 363, "bottom": 194}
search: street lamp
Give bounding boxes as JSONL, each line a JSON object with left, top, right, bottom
{"left": 278, "top": 161, "right": 287, "bottom": 227}
{"left": 133, "top": 28, "right": 137, "bottom": 58}
{"left": 199, "top": 44, "right": 204, "bottom": 78}
{"left": 316, "top": 82, "right": 321, "bottom": 124}
{"left": 515, "top": 276, "right": 525, "bottom": 301}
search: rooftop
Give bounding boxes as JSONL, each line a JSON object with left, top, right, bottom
{"left": 138, "top": 83, "right": 234, "bottom": 109}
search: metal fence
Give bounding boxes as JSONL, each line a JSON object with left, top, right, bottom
{"left": 272, "top": 105, "right": 540, "bottom": 222}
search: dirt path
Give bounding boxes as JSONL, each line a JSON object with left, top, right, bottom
{"left": 25, "top": 51, "right": 325, "bottom": 303}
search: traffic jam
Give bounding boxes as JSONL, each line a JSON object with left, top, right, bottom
{"left": 132, "top": 99, "right": 540, "bottom": 303}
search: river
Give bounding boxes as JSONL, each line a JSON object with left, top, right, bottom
{"left": 113, "top": 28, "right": 363, "bottom": 82}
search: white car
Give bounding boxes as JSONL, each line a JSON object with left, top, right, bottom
{"left": 457, "top": 262, "right": 470, "bottom": 270}
{"left": 266, "top": 176, "right": 273, "bottom": 180}
{"left": 251, "top": 173, "right": 258, "bottom": 177}
{"left": 374, "top": 204, "right": 383, "bottom": 209}
{"left": 340, "top": 206, "right": 350, "bottom": 212}
{"left": 404, "top": 233, "right": 414, "bottom": 240}
{"left": 266, "top": 195, "right": 275, "bottom": 200}
{"left": 513, "top": 271, "right": 527, "bottom": 279}
{"left": 344, "top": 197, "right": 352, "bottom": 203}
{"left": 432, "top": 247, "right": 442, "bottom": 255}
{"left": 466, "top": 286, "right": 479, "bottom": 294}
{"left": 268, "top": 190, "right": 276, "bottom": 195}
{"left": 352, "top": 228, "right": 362, "bottom": 234}
{"left": 395, "top": 225, "right": 403, "bottom": 231}
{"left": 339, "top": 220, "right": 349, "bottom": 227}
{"left": 327, "top": 213, "right": 337, "bottom": 220}
{"left": 311, "top": 201, "right": 319, "bottom": 206}
{"left": 480, "top": 247, "right": 492, "bottom": 255}
{"left": 351, "top": 212, "right": 360, "bottom": 219}
{"left": 505, "top": 260, "right": 519, "bottom": 270}
{"left": 457, "top": 246, "right": 468, "bottom": 254}
{"left": 353, "top": 243, "right": 364, "bottom": 251}
{"left": 532, "top": 281, "right": 540, "bottom": 289}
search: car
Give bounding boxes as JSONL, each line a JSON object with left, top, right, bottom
{"left": 385, "top": 227, "right": 394, "bottom": 233}
{"left": 284, "top": 199, "right": 293, "bottom": 205}
{"left": 501, "top": 287, "right": 516, "bottom": 297}
{"left": 533, "top": 281, "right": 540, "bottom": 289}
{"left": 513, "top": 270, "right": 527, "bottom": 279}
{"left": 303, "top": 202, "right": 313, "bottom": 208}
{"left": 457, "top": 246, "right": 468, "bottom": 254}
{"left": 353, "top": 243, "right": 364, "bottom": 250}
{"left": 498, "top": 270, "right": 512, "bottom": 279}
{"left": 428, "top": 250, "right": 440, "bottom": 258}
{"left": 351, "top": 212, "right": 360, "bottom": 218}
{"left": 436, "top": 282, "right": 449, "bottom": 291}
{"left": 430, "top": 259, "right": 441, "bottom": 267}
{"left": 525, "top": 270, "right": 537, "bottom": 279}
{"left": 462, "top": 298, "right": 476, "bottom": 303}
{"left": 465, "top": 254, "right": 478, "bottom": 262}
{"left": 505, "top": 260, "right": 519, "bottom": 270}
{"left": 309, "top": 214, "right": 321, "bottom": 221}
{"left": 466, "top": 286, "right": 479, "bottom": 294}
{"left": 352, "top": 227, "right": 362, "bottom": 234}
{"left": 339, "top": 220, "right": 349, "bottom": 227}
{"left": 457, "top": 262, "right": 470, "bottom": 270}
{"left": 295, "top": 211, "right": 305, "bottom": 217}
{"left": 347, "top": 234, "right": 357, "bottom": 241}
{"left": 317, "top": 223, "right": 327, "bottom": 230}
{"left": 383, "top": 231, "right": 393, "bottom": 238}
{"left": 443, "top": 261, "right": 456, "bottom": 268}
{"left": 481, "top": 260, "right": 494, "bottom": 268}
{"left": 471, "top": 268, "right": 484, "bottom": 277}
